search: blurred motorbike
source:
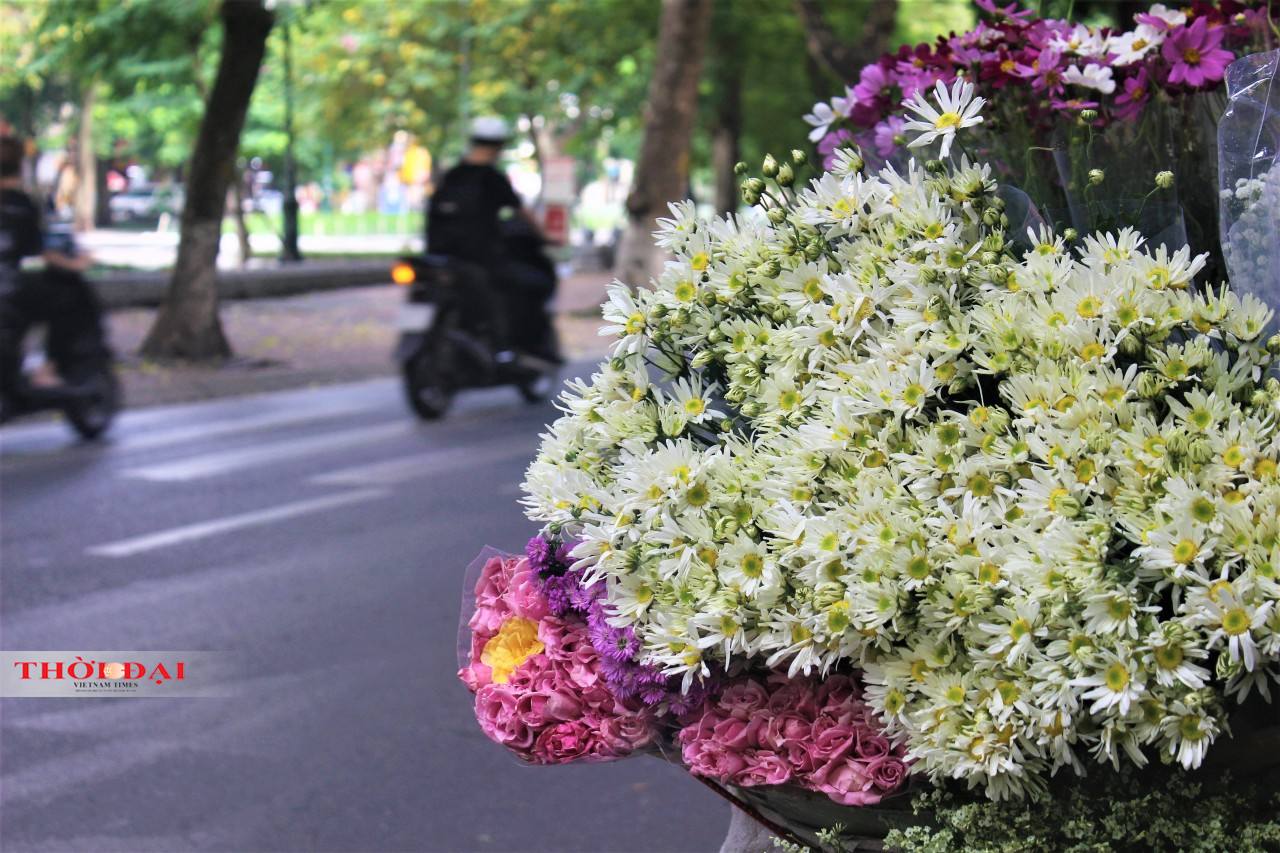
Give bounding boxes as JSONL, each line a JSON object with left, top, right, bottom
{"left": 0, "top": 228, "right": 120, "bottom": 439}
{"left": 391, "top": 255, "right": 558, "bottom": 420}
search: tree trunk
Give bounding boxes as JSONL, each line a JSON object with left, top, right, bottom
{"left": 141, "top": 0, "right": 274, "bottom": 362}
{"left": 614, "top": 0, "right": 715, "bottom": 285}
{"left": 73, "top": 84, "right": 96, "bottom": 233}
{"left": 711, "top": 53, "right": 743, "bottom": 218}
{"left": 230, "top": 168, "right": 251, "bottom": 268}
{"left": 792, "top": 0, "right": 898, "bottom": 88}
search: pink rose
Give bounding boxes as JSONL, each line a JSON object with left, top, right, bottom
{"left": 532, "top": 719, "right": 599, "bottom": 764}
{"left": 468, "top": 601, "right": 509, "bottom": 637}
{"left": 503, "top": 559, "right": 551, "bottom": 621}
{"left": 599, "top": 714, "right": 654, "bottom": 753}
{"left": 562, "top": 645, "right": 602, "bottom": 689}
{"left": 856, "top": 733, "right": 892, "bottom": 760}
{"left": 475, "top": 684, "right": 536, "bottom": 751}
{"left": 818, "top": 673, "right": 861, "bottom": 709}
{"left": 544, "top": 689, "right": 584, "bottom": 721}
{"left": 458, "top": 661, "right": 491, "bottom": 693}
{"left": 763, "top": 711, "right": 813, "bottom": 751}
{"left": 473, "top": 556, "right": 509, "bottom": 607}
{"left": 811, "top": 756, "right": 880, "bottom": 806}
{"left": 732, "top": 750, "right": 793, "bottom": 787}
{"left": 717, "top": 679, "right": 770, "bottom": 718}
{"left": 865, "top": 755, "right": 909, "bottom": 794}
{"left": 711, "top": 713, "right": 768, "bottom": 750}
{"left": 807, "top": 716, "right": 856, "bottom": 764}
{"left": 515, "top": 691, "right": 552, "bottom": 727}
{"left": 684, "top": 740, "right": 749, "bottom": 781}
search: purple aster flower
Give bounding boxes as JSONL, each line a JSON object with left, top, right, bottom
{"left": 525, "top": 535, "right": 554, "bottom": 573}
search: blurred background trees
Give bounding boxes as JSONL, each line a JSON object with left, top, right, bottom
{"left": 0, "top": 0, "right": 985, "bottom": 358}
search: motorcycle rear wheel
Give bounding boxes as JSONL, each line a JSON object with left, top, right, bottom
{"left": 403, "top": 328, "right": 457, "bottom": 420}
{"left": 65, "top": 364, "right": 120, "bottom": 440}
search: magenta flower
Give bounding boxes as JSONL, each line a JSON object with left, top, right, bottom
{"left": 975, "top": 0, "right": 1035, "bottom": 26}
{"left": 853, "top": 61, "right": 896, "bottom": 110}
{"left": 873, "top": 116, "right": 906, "bottom": 159}
{"left": 1161, "top": 17, "right": 1235, "bottom": 88}
{"left": 1115, "top": 67, "right": 1152, "bottom": 120}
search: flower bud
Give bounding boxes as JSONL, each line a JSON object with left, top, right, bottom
{"left": 719, "top": 418, "right": 735, "bottom": 432}
{"left": 762, "top": 154, "right": 779, "bottom": 178}
{"left": 690, "top": 349, "right": 715, "bottom": 369}
{"left": 1136, "top": 371, "right": 1166, "bottom": 399}
{"left": 609, "top": 357, "right": 628, "bottom": 372}
{"left": 980, "top": 251, "right": 999, "bottom": 265}
{"left": 777, "top": 163, "right": 795, "bottom": 187}
{"left": 742, "top": 187, "right": 761, "bottom": 206}
{"left": 733, "top": 161, "right": 749, "bottom": 176}
{"left": 1080, "top": 109, "right": 1098, "bottom": 123}
{"left": 1087, "top": 169, "right": 1105, "bottom": 186}
{"left": 1155, "top": 171, "right": 1174, "bottom": 190}
{"left": 925, "top": 159, "right": 946, "bottom": 174}
{"left": 746, "top": 178, "right": 766, "bottom": 194}
{"left": 1266, "top": 334, "right": 1280, "bottom": 356}
{"left": 790, "top": 149, "right": 807, "bottom": 166}
{"left": 767, "top": 206, "right": 787, "bottom": 224}
{"left": 1063, "top": 228, "right": 1079, "bottom": 243}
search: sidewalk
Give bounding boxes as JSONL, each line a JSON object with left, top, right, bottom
{"left": 107, "top": 270, "right": 618, "bottom": 409}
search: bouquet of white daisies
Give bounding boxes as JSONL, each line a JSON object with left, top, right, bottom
{"left": 518, "top": 82, "right": 1280, "bottom": 804}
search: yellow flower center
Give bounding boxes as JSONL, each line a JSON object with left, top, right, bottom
{"left": 934, "top": 111, "right": 963, "bottom": 129}
{"left": 481, "top": 617, "right": 544, "bottom": 684}
{"left": 1183, "top": 47, "right": 1202, "bottom": 65}
{"left": 1222, "top": 607, "right": 1251, "bottom": 636}
{"left": 1104, "top": 662, "right": 1130, "bottom": 691}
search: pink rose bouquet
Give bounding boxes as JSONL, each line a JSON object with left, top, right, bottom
{"left": 458, "top": 553, "right": 656, "bottom": 764}
{"left": 678, "top": 672, "right": 911, "bottom": 807}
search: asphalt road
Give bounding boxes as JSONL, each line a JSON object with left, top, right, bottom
{"left": 0, "top": 371, "right": 729, "bottom": 853}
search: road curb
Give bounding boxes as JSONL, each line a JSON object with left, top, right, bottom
{"left": 90, "top": 259, "right": 394, "bottom": 309}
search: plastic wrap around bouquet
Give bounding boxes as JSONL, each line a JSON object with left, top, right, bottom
{"left": 1220, "top": 48, "right": 1280, "bottom": 341}
{"left": 460, "top": 76, "right": 1280, "bottom": 850}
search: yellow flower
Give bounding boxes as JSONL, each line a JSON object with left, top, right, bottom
{"left": 481, "top": 617, "right": 544, "bottom": 684}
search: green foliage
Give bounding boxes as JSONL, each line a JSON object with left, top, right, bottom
{"left": 885, "top": 767, "right": 1280, "bottom": 853}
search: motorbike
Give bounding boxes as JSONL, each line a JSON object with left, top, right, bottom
{"left": 391, "top": 254, "right": 559, "bottom": 420}
{"left": 0, "top": 229, "right": 120, "bottom": 439}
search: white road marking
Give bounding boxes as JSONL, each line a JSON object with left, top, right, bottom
{"left": 119, "top": 422, "right": 411, "bottom": 481}
{"left": 309, "top": 445, "right": 534, "bottom": 486}
{"left": 114, "top": 399, "right": 373, "bottom": 451}
{"left": 85, "top": 488, "right": 387, "bottom": 558}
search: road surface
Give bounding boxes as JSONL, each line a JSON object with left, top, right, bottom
{"left": 0, "top": 372, "right": 730, "bottom": 852}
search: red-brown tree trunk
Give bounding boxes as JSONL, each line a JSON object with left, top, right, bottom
{"left": 141, "top": 0, "right": 274, "bottom": 361}
{"left": 614, "top": 0, "right": 715, "bottom": 285}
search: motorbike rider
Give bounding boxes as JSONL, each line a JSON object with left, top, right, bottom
{"left": 0, "top": 135, "right": 96, "bottom": 402}
{"left": 426, "top": 116, "right": 560, "bottom": 363}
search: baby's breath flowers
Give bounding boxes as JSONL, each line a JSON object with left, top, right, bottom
{"left": 521, "top": 139, "right": 1280, "bottom": 800}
